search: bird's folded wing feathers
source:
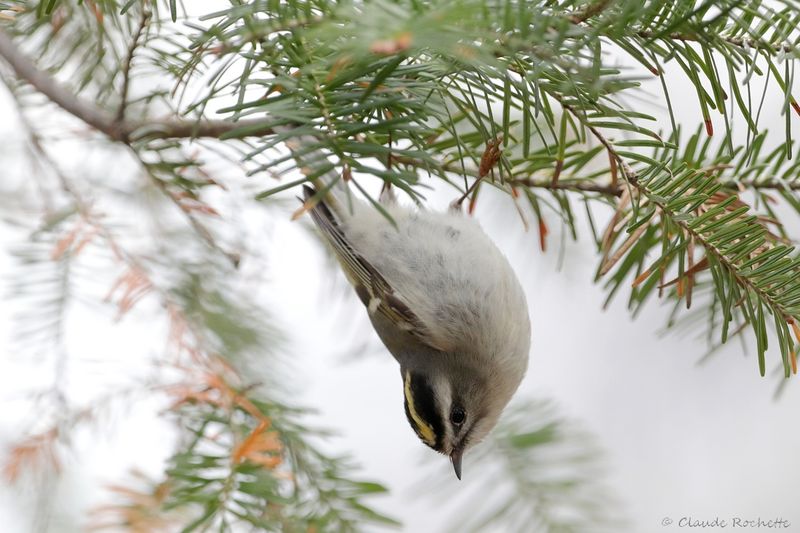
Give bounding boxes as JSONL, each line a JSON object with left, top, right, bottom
{"left": 303, "top": 186, "right": 449, "bottom": 352}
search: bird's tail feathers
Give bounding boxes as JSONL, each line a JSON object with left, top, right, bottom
{"left": 302, "top": 184, "right": 340, "bottom": 228}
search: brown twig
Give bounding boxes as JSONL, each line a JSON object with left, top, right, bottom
{"left": 512, "top": 177, "right": 800, "bottom": 195}
{"left": 397, "top": 151, "right": 800, "bottom": 197}
{"left": 635, "top": 29, "right": 795, "bottom": 55}
{"left": 509, "top": 177, "right": 624, "bottom": 196}
{"left": 568, "top": 0, "right": 614, "bottom": 24}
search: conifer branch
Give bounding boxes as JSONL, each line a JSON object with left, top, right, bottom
{"left": 0, "top": 29, "right": 276, "bottom": 142}
{"left": 561, "top": 103, "right": 800, "bottom": 374}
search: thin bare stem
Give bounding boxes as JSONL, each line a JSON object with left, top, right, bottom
{"left": 116, "top": 9, "right": 151, "bottom": 127}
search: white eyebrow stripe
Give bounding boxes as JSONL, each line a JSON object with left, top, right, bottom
{"left": 434, "top": 374, "right": 454, "bottom": 452}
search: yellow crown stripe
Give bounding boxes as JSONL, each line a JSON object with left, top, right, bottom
{"left": 404, "top": 371, "right": 436, "bottom": 446}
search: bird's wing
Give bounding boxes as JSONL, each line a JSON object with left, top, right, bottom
{"left": 302, "top": 186, "right": 449, "bottom": 352}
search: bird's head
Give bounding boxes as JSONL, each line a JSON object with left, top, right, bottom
{"left": 401, "top": 355, "right": 521, "bottom": 479}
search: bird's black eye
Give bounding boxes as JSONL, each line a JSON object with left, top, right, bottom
{"left": 450, "top": 407, "right": 466, "bottom": 425}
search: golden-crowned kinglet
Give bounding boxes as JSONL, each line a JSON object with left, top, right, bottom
{"left": 303, "top": 183, "right": 530, "bottom": 479}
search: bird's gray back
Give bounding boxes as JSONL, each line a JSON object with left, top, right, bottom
{"left": 342, "top": 203, "right": 530, "bottom": 375}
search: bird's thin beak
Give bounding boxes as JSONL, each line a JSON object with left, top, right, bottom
{"left": 450, "top": 450, "right": 464, "bottom": 480}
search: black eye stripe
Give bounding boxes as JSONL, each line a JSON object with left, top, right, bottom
{"left": 406, "top": 372, "right": 445, "bottom": 451}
